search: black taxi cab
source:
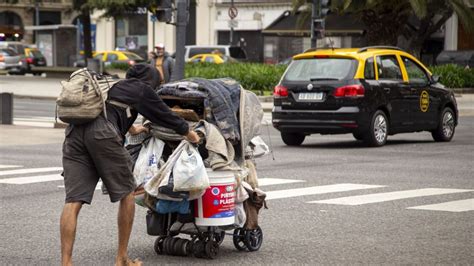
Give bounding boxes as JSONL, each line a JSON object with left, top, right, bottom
{"left": 272, "top": 46, "right": 458, "bottom": 147}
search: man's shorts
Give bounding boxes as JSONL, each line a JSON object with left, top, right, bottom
{"left": 62, "top": 116, "right": 135, "bottom": 204}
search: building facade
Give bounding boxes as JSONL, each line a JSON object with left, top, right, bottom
{"left": 0, "top": 0, "right": 77, "bottom": 43}
{"left": 1, "top": 0, "right": 471, "bottom": 65}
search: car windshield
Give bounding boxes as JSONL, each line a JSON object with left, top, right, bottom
{"left": 0, "top": 48, "right": 17, "bottom": 56}
{"left": 284, "top": 58, "right": 357, "bottom": 81}
{"left": 123, "top": 52, "right": 143, "bottom": 60}
{"left": 29, "top": 49, "right": 44, "bottom": 58}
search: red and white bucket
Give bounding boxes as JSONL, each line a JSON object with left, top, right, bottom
{"left": 195, "top": 170, "right": 236, "bottom": 226}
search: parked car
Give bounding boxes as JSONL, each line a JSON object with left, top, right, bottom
{"left": 179, "top": 45, "right": 247, "bottom": 62}
{"left": 189, "top": 53, "right": 236, "bottom": 64}
{"left": 74, "top": 51, "right": 145, "bottom": 67}
{"left": 0, "top": 47, "right": 23, "bottom": 73}
{"left": 272, "top": 46, "right": 458, "bottom": 147}
{"left": 24, "top": 47, "right": 47, "bottom": 74}
{"left": 0, "top": 41, "right": 28, "bottom": 73}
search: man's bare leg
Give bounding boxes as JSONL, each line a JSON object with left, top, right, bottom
{"left": 115, "top": 192, "right": 141, "bottom": 266}
{"left": 60, "top": 202, "right": 83, "bottom": 266}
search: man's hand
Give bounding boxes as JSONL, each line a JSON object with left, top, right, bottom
{"left": 128, "top": 125, "right": 149, "bottom": 135}
{"left": 185, "top": 130, "right": 200, "bottom": 144}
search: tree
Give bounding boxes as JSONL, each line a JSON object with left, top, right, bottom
{"left": 73, "top": 0, "right": 93, "bottom": 59}
{"left": 78, "top": 0, "right": 153, "bottom": 59}
{"left": 292, "top": 0, "right": 474, "bottom": 56}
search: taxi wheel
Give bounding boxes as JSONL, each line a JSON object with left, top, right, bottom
{"left": 364, "top": 110, "right": 388, "bottom": 147}
{"left": 431, "top": 107, "right": 455, "bottom": 142}
{"left": 281, "top": 132, "right": 305, "bottom": 146}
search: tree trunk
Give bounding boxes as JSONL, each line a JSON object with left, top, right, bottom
{"left": 398, "top": 10, "right": 453, "bottom": 58}
{"left": 81, "top": 7, "right": 92, "bottom": 59}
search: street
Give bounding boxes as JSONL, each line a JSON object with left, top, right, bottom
{"left": 1, "top": 115, "right": 473, "bottom": 264}
{"left": 2, "top": 0, "right": 474, "bottom": 263}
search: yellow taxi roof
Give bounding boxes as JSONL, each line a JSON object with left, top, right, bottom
{"left": 293, "top": 47, "right": 411, "bottom": 61}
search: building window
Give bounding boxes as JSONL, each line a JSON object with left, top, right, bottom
{"left": 115, "top": 13, "right": 147, "bottom": 58}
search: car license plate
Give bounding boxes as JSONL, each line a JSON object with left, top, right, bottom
{"left": 298, "top": 92, "right": 323, "bottom": 101}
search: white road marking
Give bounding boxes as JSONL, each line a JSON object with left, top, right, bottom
{"left": 0, "top": 167, "right": 62, "bottom": 176}
{"left": 258, "top": 178, "right": 305, "bottom": 186}
{"left": 266, "top": 183, "right": 384, "bottom": 200}
{"left": 407, "top": 199, "right": 474, "bottom": 212}
{"left": 0, "top": 174, "right": 62, "bottom": 184}
{"left": 310, "top": 188, "right": 473, "bottom": 205}
{"left": 14, "top": 121, "right": 54, "bottom": 128}
{"left": 0, "top": 165, "right": 21, "bottom": 169}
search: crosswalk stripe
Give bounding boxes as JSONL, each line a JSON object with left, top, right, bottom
{"left": 258, "top": 178, "right": 305, "bottom": 186}
{"left": 0, "top": 174, "right": 62, "bottom": 184}
{"left": 0, "top": 165, "right": 22, "bottom": 169}
{"left": 0, "top": 167, "right": 62, "bottom": 176}
{"left": 266, "top": 183, "right": 384, "bottom": 200}
{"left": 14, "top": 121, "right": 54, "bottom": 128}
{"left": 310, "top": 188, "right": 473, "bottom": 205}
{"left": 407, "top": 199, "right": 474, "bottom": 212}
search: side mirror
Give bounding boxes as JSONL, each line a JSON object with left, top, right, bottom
{"left": 431, "top": 75, "right": 440, "bottom": 83}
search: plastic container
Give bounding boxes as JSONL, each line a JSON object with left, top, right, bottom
{"left": 195, "top": 169, "right": 236, "bottom": 226}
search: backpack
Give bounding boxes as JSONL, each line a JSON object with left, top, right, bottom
{"left": 56, "top": 68, "right": 122, "bottom": 125}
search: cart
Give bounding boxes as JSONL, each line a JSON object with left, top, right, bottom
{"left": 140, "top": 78, "right": 267, "bottom": 259}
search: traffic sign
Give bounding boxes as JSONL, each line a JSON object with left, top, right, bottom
{"left": 228, "top": 6, "right": 238, "bottom": 19}
{"left": 228, "top": 20, "right": 238, "bottom": 28}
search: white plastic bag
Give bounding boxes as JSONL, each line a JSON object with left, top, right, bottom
{"left": 133, "top": 137, "right": 165, "bottom": 186}
{"left": 234, "top": 202, "right": 246, "bottom": 227}
{"left": 172, "top": 143, "right": 210, "bottom": 191}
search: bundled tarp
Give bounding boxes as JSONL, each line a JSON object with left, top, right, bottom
{"left": 158, "top": 78, "right": 242, "bottom": 144}
{"left": 158, "top": 77, "right": 263, "bottom": 165}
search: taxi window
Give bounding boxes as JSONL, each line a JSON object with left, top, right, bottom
{"left": 191, "top": 56, "right": 203, "bottom": 63}
{"left": 107, "top": 53, "right": 118, "bottom": 61}
{"left": 189, "top": 48, "right": 225, "bottom": 57}
{"left": 204, "top": 56, "right": 215, "bottom": 63}
{"left": 402, "top": 56, "right": 429, "bottom": 84}
{"left": 123, "top": 52, "right": 143, "bottom": 60}
{"left": 94, "top": 53, "right": 104, "bottom": 60}
{"left": 364, "top": 57, "right": 375, "bottom": 80}
{"left": 376, "top": 55, "right": 402, "bottom": 80}
{"left": 284, "top": 58, "right": 357, "bottom": 81}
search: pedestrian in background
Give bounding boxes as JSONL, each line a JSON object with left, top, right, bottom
{"left": 150, "top": 43, "right": 174, "bottom": 84}
{"left": 59, "top": 64, "right": 199, "bottom": 266}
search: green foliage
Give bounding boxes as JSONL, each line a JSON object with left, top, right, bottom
{"left": 185, "top": 63, "right": 287, "bottom": 91}
{"left": 105, "top": 62, "right": 288, "bottom": 91}
{"left": 429, "top": 64, "right": 474, "bottom": 88}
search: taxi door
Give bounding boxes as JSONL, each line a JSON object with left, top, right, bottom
{"left": 375, "top": 55, "right": 411, "bottom": 130}
{"left": 400, "top": 56, "right": 439, "bottom": 130}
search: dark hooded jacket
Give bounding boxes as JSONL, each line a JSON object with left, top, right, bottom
{"left": 105, "top": 64, "right": 188, "bottom": 139}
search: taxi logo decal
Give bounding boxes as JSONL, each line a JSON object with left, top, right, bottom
{"left": 420, "top": 90, "right": 429, "bottom": 112}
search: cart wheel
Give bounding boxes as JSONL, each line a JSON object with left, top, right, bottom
{"left": 193, "top": 240, "right": 206, "bottom": 258}
{"left": 163, "top": 237, "right": 176, "bottom": 255}
{"left": 153, "top": 236, "right": 166, "bottom": 255}
{"left": 213, "top": 231, "right": 226, "bottom": 246}
{"left": 244, "top": 226, "right": 263, "bottom": 252}
{"left": 205, "top": 240, "right": 219, "bottom": 259}
{"left": 232, "top": 228, "right": 247, "bottom": 251}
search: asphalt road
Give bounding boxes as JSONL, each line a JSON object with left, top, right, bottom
{"left": 0, "top": 117, "right": 473, "bottom": 264}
